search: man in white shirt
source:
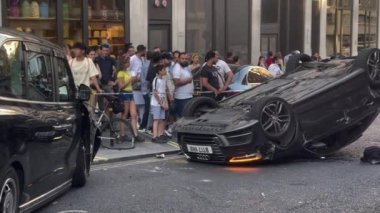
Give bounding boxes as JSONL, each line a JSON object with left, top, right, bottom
{"left": 268, "top": 57, "right": 284, "bottom": 78}
{"left": 129, "top": 44, "right": 147, "bottom": 142}
{"left": 214, "top": 50, "right": 233, "bottom": 93}
{"left": 69, "top": 42, "right": 101, "bottom": 91}
{"left": 173, "top": 52, "right": 194, "bottom": 117}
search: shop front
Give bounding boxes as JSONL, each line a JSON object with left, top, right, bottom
{"left": 2, "top": 0, "right": 130, "bottom": 55}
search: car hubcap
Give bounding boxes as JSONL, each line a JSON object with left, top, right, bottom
{"left": 368, "top": 50, "right": 380, "bottom": 82}
{"left": 261, "top": 101, "right": 291, "bottom": 137}
{"left": 0, "top": 178, "right": 17, "bottom": 213}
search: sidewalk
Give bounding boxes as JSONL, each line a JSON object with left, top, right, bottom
{"left": 93, "top": 133, "right": 180, "bottom": 165}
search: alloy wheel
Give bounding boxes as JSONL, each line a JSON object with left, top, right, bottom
{"left": 367, "top": 49, "right": 380, "bottom": 82}
{"left": 260, "top": 100, "right": 291, "bottom": 138}
{"left": 0, "top": 178, "right": 18, "bottom": 213}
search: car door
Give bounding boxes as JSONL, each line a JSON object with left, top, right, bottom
{"left": 21, "top": 42, "right": 62, "bottom": 197}
{"left": 50, "top": 55, "right": 81, "bottom": 184}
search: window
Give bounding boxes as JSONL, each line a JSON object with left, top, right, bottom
{"left": 226, "top": 0, "right": 250, "bottom": 64}
{"left": 25, "top": 52, "right": 54, "bottom": 102}
{"left": 56, "top": 58, "right": 75, "bottom": 102}
{"left": 0, "top": 40, "right": 23, "bottom": 98}
{"left": 326, "top": 0, "right": 353, "bottom": 56}
{"left": 358, "top": 0, "right": 378, "bottom": 51}
{"left": 186, "top": 0, "right": 213, "bottom": 56}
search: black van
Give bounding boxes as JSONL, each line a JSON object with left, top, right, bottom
{"left": 0, "top": 28, "right": 97, "bottom": 213}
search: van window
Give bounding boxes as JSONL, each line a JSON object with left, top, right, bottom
{"left": 25, "top": 52, "right": 54, "bottom": 102}
{"left": 0, "top": 41, "right": 23, "bottom": 98}
{"left": 56, "top": 58, "right": 75, "bottom": 102}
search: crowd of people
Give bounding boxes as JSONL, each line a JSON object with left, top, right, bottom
{"left": 65, "top": 41, "right": 321, "bottom": 145}
{"left": 65, "top": 42, "right": 236, "bottom": 144}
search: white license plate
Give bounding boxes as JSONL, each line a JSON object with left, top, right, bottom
{"left": 187, "top": 145, "right": 213, "bottom": 154}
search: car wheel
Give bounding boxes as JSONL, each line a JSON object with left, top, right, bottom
{"left": 72, "top": 144, "right": 88, "bottom": 187}
{"left": 0, "top": 168, "right": 20, "bottom": 213}
{"left": 355, "top": 48, "right": 380, "bottom": 88}
{"left": 183, "top": 97, "right": 218, "bottom": 118}
{"left": 285, "top": 54, "right": 312, "bottom": 74}
{"left": 250, "top": 97, "right": 297, "bottom": 149}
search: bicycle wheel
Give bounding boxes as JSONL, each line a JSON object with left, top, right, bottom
{"left": 107, "top": 118, "right": 135, "bottom": 150}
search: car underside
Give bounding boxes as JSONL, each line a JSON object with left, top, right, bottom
{"left": 175, "top": 48, "right": 380, "bottom": 164}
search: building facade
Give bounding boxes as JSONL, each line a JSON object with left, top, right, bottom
{"left": 1, "top": 0, "right": 380, "bottom": 64}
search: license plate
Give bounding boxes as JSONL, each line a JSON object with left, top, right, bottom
{"left": 187, "top": 145, "right": 213, "bottom": 154}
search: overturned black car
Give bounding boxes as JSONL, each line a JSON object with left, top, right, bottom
{"left": 175, "top": 48, "right": 380, "bottom": 164}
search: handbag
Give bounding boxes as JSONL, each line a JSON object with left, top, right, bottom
{"left": 111, "top": 98, "right": 124, "bottom": 114}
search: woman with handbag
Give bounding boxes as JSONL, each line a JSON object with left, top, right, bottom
{"left": 151, "top": 65, "right": 169, "bottom": 143}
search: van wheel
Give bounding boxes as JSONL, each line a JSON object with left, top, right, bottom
{"left": 0, "top": 168, "right": 20, "bottom": 213}
{"left": 72, "top": 144, "right": 87, "bottom": 187}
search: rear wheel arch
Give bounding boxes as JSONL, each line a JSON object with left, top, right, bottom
{"left": 11, "top": 162, "right": 24, "bottom": 192}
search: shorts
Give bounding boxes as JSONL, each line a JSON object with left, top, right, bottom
{"left": 151, "top": 106, "right": 166, "bottom": 120}
{"left": 119, "top": 92, "right": 134, "bottom": 102}
{"left": 175, "top": 98, "right": 192, "bottom": 118}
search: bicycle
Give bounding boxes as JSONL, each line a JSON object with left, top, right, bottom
{"left": 85, "top": 94, "right": 135, "bottom": 150}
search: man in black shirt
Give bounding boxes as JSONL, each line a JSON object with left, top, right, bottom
{"left": 95, "top": 43, "right": 117, "bottom": 92}
{"left": 200, "top": 51, "right": 220, "bottom": 98}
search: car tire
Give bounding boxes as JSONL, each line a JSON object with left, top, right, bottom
{"left": 355, "top": 48, "right": 380, "bottom": 88}
{"left": 250, "top": 96, "right": 297, "bottom": 149}
{"left": 285, "top": 54, "right": 312, "bottom": 74}
{"left": 72, "top": 144, "right": 87, "bottom": 187}
{"left": 0, "top": 168, "right": 20, "bottom": 213}
{"left": 183, "top": 97, "right": 218, "bottom": 118}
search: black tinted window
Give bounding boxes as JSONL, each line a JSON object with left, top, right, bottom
{"left": 0, "top": 41, "right": 23, "bottom": 98}
{"left": 25, "top": 52, "right": 54, "bottom": 102}
{"left": 56, "top": 58, "right": 75, "bottom": 102}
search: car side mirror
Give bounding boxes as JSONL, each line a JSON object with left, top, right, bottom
{"left": 77, "top": 84, "right": 91, "bottom": 102}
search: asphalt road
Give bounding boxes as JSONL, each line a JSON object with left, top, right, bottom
{"left": 37, "top": 117, "right": 380, "bottom": 213}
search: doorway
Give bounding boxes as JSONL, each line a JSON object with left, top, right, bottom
{"left": 148, "top": 24, "right": 171, "bottom": 51}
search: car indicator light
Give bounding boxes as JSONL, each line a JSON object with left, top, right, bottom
{"left": 229, "top": 153, "right": 262, "bottom": 164}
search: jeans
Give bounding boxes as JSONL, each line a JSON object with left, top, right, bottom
{"left": 140, "top": 93, "right": 151, "bottom": 129}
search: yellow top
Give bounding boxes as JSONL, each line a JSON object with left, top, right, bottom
{"left": 117, "top": 70, "right": 133, "bottom": 92}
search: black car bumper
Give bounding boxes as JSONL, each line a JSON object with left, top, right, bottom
{"left": 177, "top": 124, "right": 268, "bottom": 164}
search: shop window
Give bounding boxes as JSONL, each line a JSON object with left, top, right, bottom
{"left": 26, "top": 52, "right": 53, "bottom": 102}
{"left": 358, "top": 0, "right": 378, "bottom": 51}
{"left": 0, "top": 41, "right": 23, "bottom": 98}
{"left": 6, "top": 0, "right": 57, "bottom": 43}
{"left": 261, "top": 0, "right": 279, "bottom": 24}
{"left": 186, "top": 0, "right": 213, "bottom": 57}
{"left": 326, "top": 0, "right": 353, "bottom": 57}
{"left": 63, "top": 0, "right": 84, "bottom": 47}
{"left": 226, "top": 0, "right": 250, "bottom": 64}
{"left": 88, "top": 0, "right": 125, "bottom": 56}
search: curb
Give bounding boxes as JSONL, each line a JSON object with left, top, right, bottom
{"left": 93, "top": 149, "right": 180, "bottom": 165}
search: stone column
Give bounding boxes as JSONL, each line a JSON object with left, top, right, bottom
{"left": 378, "top": 0, "right": 380, "bottom": 48}
{"left": 129, "top": 0, "right": 148, "bottom": 46}
{"left": 351, "top": 0, "right": 359, "bottom": 56}
{"left": 319, "top": 0, "right": 327, "bottom": 59}
{"left": 303, "top": 0, "right": 312, "bottom": 55}
{"left": 172, "top": 0, "right": 186, "bottom": 51}
{"left": 251, "top": 0, "right": 261, "bottom": 64}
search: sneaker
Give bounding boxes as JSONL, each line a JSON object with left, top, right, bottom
{"left": 134, "top": 134, "right": 145, "bottom": 143}
{"left": 145, "top": 129, "right": 153, "bottom": 135}
{"left": 164, "top": 130, "right": 173, "bottom": 138}
{"left": 138, "top": 127, "right": 146, "bottom": 132}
